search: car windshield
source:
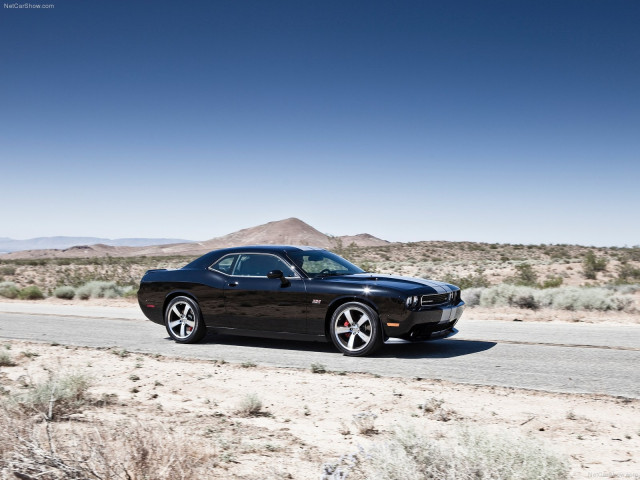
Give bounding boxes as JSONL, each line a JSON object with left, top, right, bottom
{"left": 287, "top": 250, "right": 365, "bottom": 278}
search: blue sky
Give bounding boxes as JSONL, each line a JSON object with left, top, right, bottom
{"left": 1, "top": 0, "right": 638, "bottom": 246}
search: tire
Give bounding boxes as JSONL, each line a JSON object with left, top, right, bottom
{"left": 329, "top": 302, "right": 383, "bottom": 356}
{"left": 164, "top": 296, "right": 206, "bottom": 344}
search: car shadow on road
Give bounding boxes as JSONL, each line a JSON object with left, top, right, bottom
{"left": 378, "top": 338, "right": 497, "bottom": 359}
{"left": 192, "top": 332, "right": 337, "bottom": 353}
{"left": 184, "top": 333, "right": 496, "bottom": 359}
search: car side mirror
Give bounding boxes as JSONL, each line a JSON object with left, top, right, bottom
{"left": 267, "top": 270, "right": 290, "bottom": 287}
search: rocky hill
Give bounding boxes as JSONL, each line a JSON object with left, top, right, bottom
{"left": 0, "top": 218, "right": 388, "bottom": 259}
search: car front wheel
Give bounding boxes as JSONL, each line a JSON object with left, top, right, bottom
{"left": 329, "top": 302, "right": 383, "bottom": 356}
{"left": 164, "top": 296, "right": 206, "bottom": 344}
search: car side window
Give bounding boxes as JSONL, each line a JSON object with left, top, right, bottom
{"left": 210, "top": 254, "right": 237, "bottom": 274}
{"left": 231, "top": 254, "right": 296, "bottom": 277}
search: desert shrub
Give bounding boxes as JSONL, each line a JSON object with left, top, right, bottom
{"left": 604, "top": 284, "right": 640, "bottom": 294}
{"left": 0, "top": 351, "right": 16, "bottom": 367}
{"left": 508, "top": 263, "right": 538, "bottom": 287}
{"left": 471, "top": 285, "right": 634, "bottom": 312}
{"left": 0, "top": 266, "right": 15, "bottom": 276}
{"left": 352, "top": 412, "right": 377, "bottom": 435}
{"left": 76, "top": 281, "right": 123, "bottom": 300}
{"left": 462, "top": 288, "right": 482, "bottom": 307}
{"left": 18, "top": 286, "right": 45, "bottom": 300}
{"left": 236, "top": 393, "right": 263, "bottom": 417}
{"left": 122, "top": 286, "right": 139, "bottom": 298}
{"left": 540, "top": 276, "right": 564, "bottom": 288}
{"left": 322, "top": 425, "right": 569, "bottom": 480}
{"left": 478, "top": 284, "right": 540, "bottom": 310}
{"left": 537, "top": 287, "right": 634, "bottom": 312}
{"left": 617, "top": 261, "right": 640, "bottom": 284}
{"left": 0, "top": 413, "right": 218, "bottom": 479}
{"left": 444, "top": 273, "right": 490, "bottom": 289}
{"left": 311, "top": 362, "right": 327, "bottom": 374}
{"left": 9, "top": 372, "right": 91, "bottom": 420}
{"left": 582, "top": 251, "right": 608, "bottom": 279}
{"left": 0, "top": 282, "right": 20, "bottom": 299}
{"left": 53, "top": 285, "right": 75, "bottom": 299}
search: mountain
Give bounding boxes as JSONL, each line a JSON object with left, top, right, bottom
{"left": 202, "top": 218, "right": 333, "bottom": 249}
{"left": 0, "top": 218, "right": 388, "bottom": 259}
{"left": 0, "top": 236, "right": 193, "bottom": 254}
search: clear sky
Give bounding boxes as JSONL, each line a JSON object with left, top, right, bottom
{"left": 1, "top": 0, "right": 638, "bottom": 246}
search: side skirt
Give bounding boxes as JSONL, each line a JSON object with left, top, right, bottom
{"left": 208, "top": 327, "right": 329, "bottom": 343}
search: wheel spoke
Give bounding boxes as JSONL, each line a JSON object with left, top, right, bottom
{"left": 184, "top": 318, "right": 195, "bottom": 328}
{"left": 182, "top": 304, "right": 191, "bottom": 317}
{"left": 357, "top": 315, "right": 370, "bottom": 327}
{"left": 335, "top": 326, "right": 350, "bottom": 335}
{"left": 171, "top": 305, "right": 181, "bottom": 317}
{"left": 180, "top": 323, "right": 186, "bottom": 337}
{"left": 343, "top": 310, "right": 354, "bottom": 326}
{"left": 169, "top": 319, "right": 181, "bottom": 329}
{"left": 347, "top": 333, "right": 357, "bottom": 350}
{"left": 357, "top": 331, "right": 370, "bottom": 344}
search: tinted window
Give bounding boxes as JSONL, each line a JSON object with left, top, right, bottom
{"left": 287, "top": 250, "right": 364, "bottom": 278}
{"left": 231, "top": 254, "right": 296, "bottom": 277}
{"left": 210, "top": 254, "right": 238, "bottom": 274}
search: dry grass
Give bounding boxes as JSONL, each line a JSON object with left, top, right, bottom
{"left": 6, "top": 372, "right": 92, "bottom": 421}
{"left": 0, "top": 411, "right": 218, "bottom": 480}
{"left": 323, "top": 425, "right": 570, "bottom": 480}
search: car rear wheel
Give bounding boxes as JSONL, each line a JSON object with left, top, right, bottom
{"left": 330, "top": 302, "right": 383, "bottom": 356}
{"left": 165, "top": 296, "right": 206, "bottom": 344}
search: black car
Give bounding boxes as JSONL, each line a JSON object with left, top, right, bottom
{"left": 138, "top": 245, "right": 464, "bottom": 356}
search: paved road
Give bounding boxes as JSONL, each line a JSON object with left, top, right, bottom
{"left": 0, "top": 303, "right": 638, "bottom": 398}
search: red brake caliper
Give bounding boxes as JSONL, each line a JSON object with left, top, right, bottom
{"left": 344, "top": 321, "right": 350, "bottom": 337}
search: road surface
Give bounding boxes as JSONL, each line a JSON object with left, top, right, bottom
{"left": 0, "top": 302, "right": 638, "bottom": 398}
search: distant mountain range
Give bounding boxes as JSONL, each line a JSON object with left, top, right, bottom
{"left": 0, "top": 237, "right": 193, "bottom": 254}
{"left": 0, "top": 218, "right": 389, "bottom": 259}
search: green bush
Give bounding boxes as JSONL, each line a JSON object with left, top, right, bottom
{"left": 53, "top": 286, "right": 76, "bottom": 299}
{"left": 76, "top": 281, "right": 123, "bottom": 300}
{"left": 540, "top": 276, "right": 564, "bottom": 289}
{"left": 443, "top": 273, "right": 490, "bottom": 289}
{"left": 582, "top": 251, "right": 607, "bottom": 279}
{"left": 0, "top": 282, "right": 20, "bottom": 299}
{"left": 508, "top": 263, "right": 538, "bottom": 287}
{"left": 18, "top": 286, "right": 44, "bottom": 300}
{"left": 617, "top": 261, "right": 640, "bottom": 284}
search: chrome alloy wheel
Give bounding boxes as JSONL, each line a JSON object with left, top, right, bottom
{"left": 332, "top": 305, "right": 374, "bottom": 353}
{"left": 167, "top": 300, "right": 196, "bottom": 339}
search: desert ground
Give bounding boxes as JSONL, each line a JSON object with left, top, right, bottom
{"left": 1, "top": 338, "right": 638, "bottom": 479}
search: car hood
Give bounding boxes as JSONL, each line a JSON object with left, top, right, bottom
{"left": 319, "top": 273, "right": 457, "bottom": 295}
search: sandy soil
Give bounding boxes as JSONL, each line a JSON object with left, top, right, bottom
{"left": 1, "top": 340, "right": 638, "bottom": 479}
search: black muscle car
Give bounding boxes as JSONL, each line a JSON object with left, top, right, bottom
{"left": 138, "top": 245, "right": 464, "bottom": 356}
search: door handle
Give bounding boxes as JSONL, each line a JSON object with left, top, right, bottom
{"left": 227, "top": 282, "right": 238, "bottom": 287}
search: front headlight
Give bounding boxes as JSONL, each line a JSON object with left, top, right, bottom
{"left": 405, "top": 295, "right": 419, "bottom": 309}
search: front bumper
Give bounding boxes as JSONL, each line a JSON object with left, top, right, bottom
{"left": 383, "top": 301, "right": 465, "bottom": 340}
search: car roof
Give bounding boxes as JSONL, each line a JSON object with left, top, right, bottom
{"left": 184, "top": 245, "right": 327, "bottom": 269}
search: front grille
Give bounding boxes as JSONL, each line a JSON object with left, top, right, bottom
{"left": 408, "top": 320, "right": 456, "bottom": 339}
{"left": 421, "top": 293, "right": 449, "bottom": 306}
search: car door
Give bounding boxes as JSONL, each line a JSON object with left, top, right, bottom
{"left": 219, "top": 253, "right": 308, "bottom": 333}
